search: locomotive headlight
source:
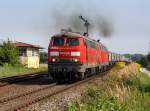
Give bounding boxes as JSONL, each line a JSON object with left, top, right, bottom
{"left": 50, "top": 51, "right": 59, "bottom": 56}
{"left": 71, "top": 51, "right": 80, "bottom": 56}
{"left": 74, "top": 58, "right": 78, "bottom": 62}
{"left": 52, "top": 58, "right": 56, "bottom": 62}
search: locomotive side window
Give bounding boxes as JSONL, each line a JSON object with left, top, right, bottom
{"left": 85, "top": 39, "right": 96, "bottom": 48}
{"left": 53, "top": 37, "right": 64, "bottom": 46}
{"left": 104, "top": 46, "right": 108, "bottom": 51}
{"left": 101, "top": 45, "right": 107, "bottom": 51}
{"left": 66, "top": 38, "right": 79, "bottom": 46}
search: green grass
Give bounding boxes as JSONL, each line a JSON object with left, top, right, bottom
{"left": 68, "top": 89, "right": 127, "bottom": 111}
{"left": 0, "top": 64, "right": 48, "bottom": 78}
{"left": 67, "top": 64, "right": 150, "bottom": 111}
{"left": 138, "top": 73, "right": 150, "bottom": 93}
{"left": 123, "top": 72, "right": 150, "bottom": 111}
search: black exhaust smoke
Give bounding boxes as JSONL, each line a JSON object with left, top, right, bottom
{"left": 51, "top": 9, "right": 113, "bottom": 38}
{"left": 34, "top": 1, "right": 114, "bottom": 39}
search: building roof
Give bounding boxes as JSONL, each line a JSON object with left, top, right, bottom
{"left": 15, "top": 42, "right": 43, "bottom": 49}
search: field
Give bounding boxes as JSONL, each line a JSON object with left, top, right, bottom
{"left": 0, "top": 64, "right": 48, "bottom": 78}
{"left": 67, "top": 62, "right": 150, "bottom": 111}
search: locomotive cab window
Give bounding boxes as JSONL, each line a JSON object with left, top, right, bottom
{"left": 53, "top": 37, "right": 64, "bottom": 46}
{"left": 66, "top": 38, "right": 79, "bottom": 46}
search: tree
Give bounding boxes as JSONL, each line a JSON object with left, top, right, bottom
{"left": 138, "top": 57, "right": 148, "bottom": 67}
{"left": 0, "top": 39, "right": 19, "bottom": 66}
{"left": 147, "top": 53, "right": 150, "bottom": 62}
{"left": 40, "top": 52, "right": 47, "bottom": 63}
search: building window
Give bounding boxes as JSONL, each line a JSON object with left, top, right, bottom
{"left": 19, "top": 48, "right": 26, "bottom": 56}
{"left": 32, "top": 49, "right": 34, "bottom": 56}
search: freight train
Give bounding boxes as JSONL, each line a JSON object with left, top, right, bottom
{"left": 48, "top": 31, "right": 130, "bottom": 82}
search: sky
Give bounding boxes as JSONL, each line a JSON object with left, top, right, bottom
{"left": 0, "top": 0, "right": 150, "bottom": 54}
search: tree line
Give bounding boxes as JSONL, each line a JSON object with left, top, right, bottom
{"left": 138, "top": 54, "right": 150, "bottom": 70}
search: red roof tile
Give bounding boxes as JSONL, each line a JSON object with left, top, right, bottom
{"left": 15, "top": 42, "right": 43, "bottom": 49}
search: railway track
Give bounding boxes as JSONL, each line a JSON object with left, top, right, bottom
{"left": 0, "top": 71, "right": 47, "bottom": 87}
{"left": 0, "top": 71, "right": 107, "bottom": 111}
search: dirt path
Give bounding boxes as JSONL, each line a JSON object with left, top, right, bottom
{"left": 140, "top": 68, "right": 150, "bottom": 77}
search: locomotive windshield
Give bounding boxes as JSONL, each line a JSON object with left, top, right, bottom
{"left": 52, "top": 37, "right": 79, "bottom": 46}
{"left": 66, "top": 38, "right": 79, "bottom": 46}
{"left": 53, "top": 37, "right": 64, "bottom": 46}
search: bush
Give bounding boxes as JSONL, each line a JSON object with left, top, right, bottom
{"left": 146, "top": 64, "right": 150, "bottom": 71}
{"left": 68, "top": 88, "right": 127, "bottom": 111}
{"left": 147, "top": 53, "right": 150, "bottom": 62}
{"left": 0, "top": 39, "right": 19, "bottom": 66}
{"left": 40, "top": 52, "right": 47, "bottom": 63}
{"left": 137, "top": 57, "right": 148, "bottom": 67}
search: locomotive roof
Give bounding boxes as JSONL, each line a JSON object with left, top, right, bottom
{"left": 53, "top": 31, "right": 84, "bottom": 38}
{"left": 53, "top": 31, "right": 109, "bottom": 51}
{"left": 53, "top": 32, "right": 99, "bottom": 43}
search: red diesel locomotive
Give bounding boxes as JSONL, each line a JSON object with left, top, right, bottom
{"left": 48, "top": 31, "right": 116, "bottom": 82}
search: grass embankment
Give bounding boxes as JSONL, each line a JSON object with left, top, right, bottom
{"left": 0, "top": 64, "right": 48, "bottom": 78}
{"left": 68, "top": 62, "right": 150, "bottom": 111}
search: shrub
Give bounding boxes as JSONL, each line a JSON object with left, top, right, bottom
{"left": 68, "top": 88, "right": 127, "bottom": 111}
{"left": 40, "top": 52, "right": 47, "bottom": 63}
{"left": 147, "top": 53, "right": 150, "bottom": 62}
{"left": 147, "top": 64, "right": 150, "bottom": 71}
{"left": 115, "top": 62, "right": 126, "bottom": 68}
{"left": 0, "top": 39, "right": 19, "bottom": 66}
{"left": 137, "top": 57, "right": 148, "bottom": 67}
